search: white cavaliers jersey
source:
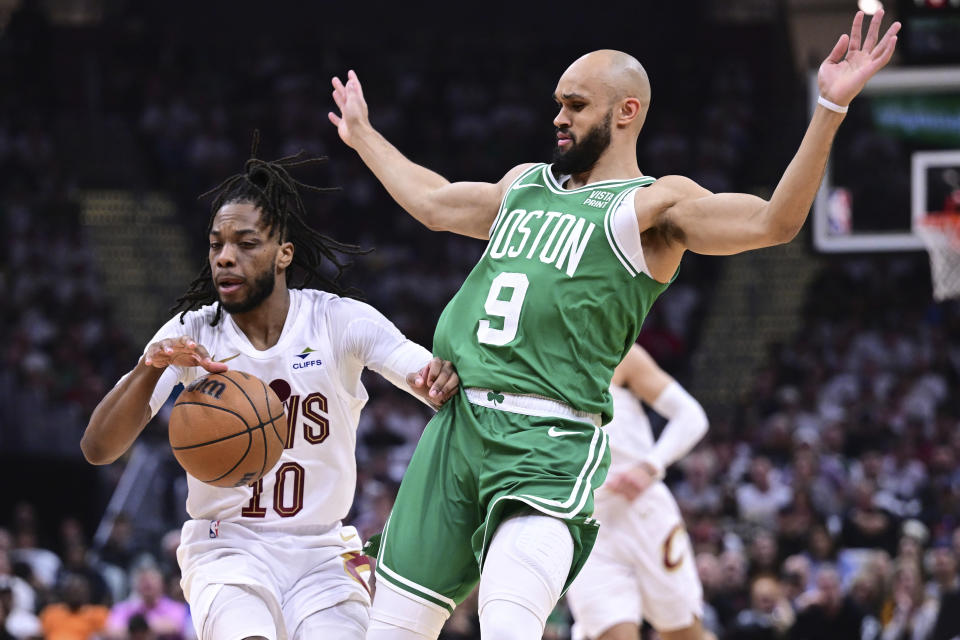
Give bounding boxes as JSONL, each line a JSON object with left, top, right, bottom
{"left": 603, "top": 384, "right": 656, "bottom": 477}
{"left": 141, "top": 288, "right": 431, "bottom": 531}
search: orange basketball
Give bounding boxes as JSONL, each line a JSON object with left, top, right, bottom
{"left": 169, "top": 370, "right": 287, "bottom": 488}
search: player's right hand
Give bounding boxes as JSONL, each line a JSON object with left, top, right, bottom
{"left": 328, "top": 69, "right": 370, "bottom": 148}
{"left": 817, "top": 10, "right": 900, "bottom": 108}
{"left": 606, "top": 463, "right": 656, "bottom": 501}
{"left": 143, "top": 336, "right": 229, "bottom": 373}
{"left": 407, "top": 357, "right": 459, "bottom": 409}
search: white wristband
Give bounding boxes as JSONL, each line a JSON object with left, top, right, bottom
{"left": 818, "top": 95, "right": 849, "bottom": 114}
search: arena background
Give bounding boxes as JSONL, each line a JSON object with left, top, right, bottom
{"left": 1, "top": 0, "right": 959, "bottom": 638}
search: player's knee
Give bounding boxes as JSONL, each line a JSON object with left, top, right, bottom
{"left": 368, "top": 581, "right": 448, "bottom": 639}
{"left": 479, "top": 512, "right": 573, "bottom": 625}
{"left": 479, "top": 599, "right": 545, "bottom": 639}
{"left": 203, "top": 585, "right": 277, "bottom": 640}
{"left": 293, "top": 599, "right": 368, "bottom": 640}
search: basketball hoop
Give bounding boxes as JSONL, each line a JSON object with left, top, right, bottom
{"left": 916, "top": 213, "right": 960, "bottom": 301}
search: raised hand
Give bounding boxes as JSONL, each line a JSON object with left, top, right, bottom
{"left": 143, "top": 336, "right": 228, "bottom": 373}
{"left": 406, "top": 357, "right": 460, "bottom": 409}
{"left": 328, "top": 69, "right": 370, "bottom": 148}
{"left": 818, "top": 10, "right": 900, "bottom": 108}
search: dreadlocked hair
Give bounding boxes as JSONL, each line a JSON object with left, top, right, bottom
{"left": 171, "top": 144, "right": 369, "bottom": 326}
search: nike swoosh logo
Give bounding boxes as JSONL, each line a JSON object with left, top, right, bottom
{"left": 547, "top": 427, "right": 580, "bottom": 438}
{"left": 214, "top": 353, "right": 241, "bottom": 363}
{"left": 340, "top": 531, "right": 357, "bottom": 542}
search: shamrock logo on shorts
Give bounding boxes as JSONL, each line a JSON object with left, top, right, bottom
{"left": 487, "top": 391, "right": 505, "bottom": 405}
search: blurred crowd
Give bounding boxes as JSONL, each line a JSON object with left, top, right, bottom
{"left": 2, "top": 2, "right": 959, "bottom": 640}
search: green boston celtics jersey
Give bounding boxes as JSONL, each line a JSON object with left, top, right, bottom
{"left": 433, "top": 163, "right": 674, "bottom": 424}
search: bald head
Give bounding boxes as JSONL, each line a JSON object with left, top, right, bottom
{"left": 562, "top": 50, "right": 651, "bottom": 119}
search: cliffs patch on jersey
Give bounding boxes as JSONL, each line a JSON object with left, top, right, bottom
{"left": 293, "top": 346, "right": 322, "bottom": 370}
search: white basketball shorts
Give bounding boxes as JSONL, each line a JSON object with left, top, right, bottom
{"left": 177, "top": 519, "right": 372, "bottom": 640}
{"left": 566, "top": 482, "right": 703, "bottom": 637}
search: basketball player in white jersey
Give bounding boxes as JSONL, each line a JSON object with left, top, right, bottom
{"left": 566, "top": 344, "right": 709, "bottom": 640}
{"left": 81, "top": 153, "right": 459, "bottom": 640}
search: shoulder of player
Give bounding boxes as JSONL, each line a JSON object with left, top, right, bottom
{"left": 303, "top": 289, "right": 390, "bottom": 325}
{"left": 161, "top": 303, "right": 219, "bottom": 335}
{"left": 497, "top": 162, "right": 541, "bottom": 191}
{"left": 634, "top": 175, "right": 712, "bottom": 227}
{"left": 641, "top": 175, "right": 711, "bottom": 203}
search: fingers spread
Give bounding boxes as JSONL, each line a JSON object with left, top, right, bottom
{"left": 826, "top": 33, "right": 850, "bottom": 64}
{"left": 873, "top": 35, "right": 897, "bottom": 67}
{"left": 873, "top": 22, "right": 901, "bottom": 58}
{"left": 863, "top": 8, "right": 883, "bottom": 51}
{"left": 849, "top": 10, "right": 864, "bottom": 52}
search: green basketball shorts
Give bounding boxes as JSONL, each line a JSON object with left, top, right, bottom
{"left": 372, "top": 387, "right": 610, "bottom": 614}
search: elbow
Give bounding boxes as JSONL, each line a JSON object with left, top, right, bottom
{"left": 761, "top": 204, "right": 804, "bottom": 246}
{"left": 771, "top": 221, "right": 803, "bottom": 245}
{"left": 692, "top": 405, "right": 709, "bottom": 442}
{"left": 80, "top": 430, "right": 116, "bottom": 465}
{"left": 421, "top": 215, "right": 447, "bottom": 233}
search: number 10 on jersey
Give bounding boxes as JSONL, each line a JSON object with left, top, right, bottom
{"left": 477, "top": 272, "right": 529, "bottom": 346}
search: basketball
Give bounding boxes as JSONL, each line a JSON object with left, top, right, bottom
{"left": 169, "top": 370, "right": 287, "bottom": 488}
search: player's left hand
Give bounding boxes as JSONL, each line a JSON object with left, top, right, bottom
{"left": 818, "top": 10, "right": 900, "bottom": 108}
{"left": 606, "top": 462, "right": 656, "bottom": 501}
{"left": 407, "top": 357, "right": 459, "bottom": 409}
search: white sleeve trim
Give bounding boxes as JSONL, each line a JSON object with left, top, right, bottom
{"left": 604, "top": 187, "right": 653, "bottom": 279}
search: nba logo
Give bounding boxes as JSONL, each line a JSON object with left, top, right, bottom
{"left": 209, "top": 520, "right": 220, "bottom": 539}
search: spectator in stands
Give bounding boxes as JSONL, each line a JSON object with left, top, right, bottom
{"left": 713, "top": 549, "right": 751, "bottom": 630}
{"left": 748, "top": 531, "right": 781, "bottom": 579}
{"left": 880, "top": 560, "right": 939, "bottom": 640}
{"left": 675, "top": 450, "right": 723, "bottom": 518}
{"left": 38, "top": 573, "right": 109, "bottom": 640}
{"left": 842, "top": 479, "right": 899, "bottom": 555}
{"left": 9, "top": 503, "right": 59, "bottom": 592}
{"left": 98, "top": 514, "right": 139, "bottom": 572}
{"left": 848, "top": 566, "right": 885, "bottom": 639}
{"left": 128, "top": 613, "right": 156, "bottom": 640}
{"left": 55, "top": 543, "right": 111, "bottom": 607}
{"left": 737, "top": 456, "right": 792, "bottom": 529}
{"left": 789, "top": 566, "right": 863, "bottom": 640}
{"left": 925, "top": 543, "right": 958, "bottom": 600}
{"left": 697, "top": 552, "right": 726, "bottom": 638}
{"left": 726, "top": 575, "right": 795, "bottom": 640}
{"left": 0, "top": 596, "right": 16, "bottom": 640}
{"left": 803, "top": 522, "right": 838, "bottom": 580}
{"left": 931, "top": 583, "right": 960, "bottom": 640}
{"left": 780, "top": 555, "right": 812, "bottom": 609}
{"left": 0, "top": 557, "right": 40, "bottom": 640}
{"left": 105, "top": 566, "right": 188, "bottom": 640}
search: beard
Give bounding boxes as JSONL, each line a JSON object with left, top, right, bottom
{"left": 551, "top": 111, "right": 613, "bottom": 175}
{"left": 218, "top": 267, "right": 276, "bottom": 314}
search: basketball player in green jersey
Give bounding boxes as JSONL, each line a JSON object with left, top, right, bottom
{"left": 329, "top": 11, "right": 899, "bottom": 640}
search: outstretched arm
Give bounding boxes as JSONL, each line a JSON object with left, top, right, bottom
{"left": 82, "top": 336, "right": 227, "bottom": 465}
{"left": 329, "top": 70, "right": 532, "bottom": 239}
{"left": 606, "top": 345, "right": 708, "bottom": 500}
{"left": 649, "top": 11, "right": 900, "bottom": 256}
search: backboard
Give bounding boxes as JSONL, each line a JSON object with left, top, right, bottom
{"left": 811, "top": 66, "right": 960, "bottom": 252}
